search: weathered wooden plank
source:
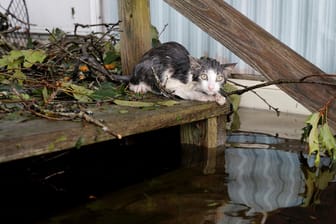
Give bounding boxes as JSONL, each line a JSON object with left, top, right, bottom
{"left": 164, "top": 0, "right": 336, "bottom": 128}
{"left": 204, "top": 117, "right": 218, "bottom": 148}
{"left": 0, "top": 100, "right": 229, "bottom": 163}
{"left": 118, "top": 0, "right": 152, "bottom": 76}
{"left": 180, "top": 114, "right": 226, "bottom": 148}
{"left": 180, "top": 116, "right": 225, "bottom": 175}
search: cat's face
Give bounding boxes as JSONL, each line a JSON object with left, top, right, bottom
{"left": 198, "top": 69, "right": 226, "bottom": 95}
{"left": 192, "top": 57, "right": 236, "bottom": 95}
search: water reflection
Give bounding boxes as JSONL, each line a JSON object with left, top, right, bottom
{"left": 221, "top": 148, "right": 305, "bottom": 223}
{"left": 40, "top": 132, "right": 336, "bottom": 224}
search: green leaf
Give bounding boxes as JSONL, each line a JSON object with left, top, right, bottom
{"left": 0, "top": 75, "right": 10, "bottom": 84}
{"left": 11, "top": 92, "right": 30, "bottom": 100}
{"left": 305, "top": 112, "right": 322, "bottom": 166}
{"left": 7, "top": 59, "right": 22, "bottom": 70}
{"left": 72, "top": 93, "right": 91, "bottom": 102}
{"left": 0, "top": 50, "right": 24, "bottom": 68}
{"left": 223, "top": 83, "right": 241, "bottom": 112}
{"left": 48, "top": 28, "right": 66, "bottom": 42}
{"left": 75, "top": 136, "right": 84, "bottom": 149}
{"left": 113, "top": 99, "right": 155, "bottom": 107}
{"left": 91, "top": 82, "right": 125, "bottom": 100}
{"left": 22, "top": 49, "right": 46, "bottom": 68}
{"left": 103, "top": 51, "right": 120, "bottom": 64}
{"left": 307, "top": 123, "right": 320, "bottom": 155}
{"left": 42, "top": 86, "right": 49, "bottom": 103}
{"left": 156, "top": 100, "right": 179, "bottom": 107}
{"left": 1, "top": 51, "right": 23, "bottom": 69}
{"left": 0, "top": 49, "right": 47, "bottom": 69}
{"left": 229, "top": 112, "right": 241, "bottom": 131}
{"left": 151, "top": 25, "right": 159, "bottom": 41}
{"left": 314, "top": 151, "right": 321, "bottom": 167}
{"left": 0, "top": 57, "right": 10, "bottom": 67}
{"left": 320, "top": 123, "right": 336, "bottom": 160}
{"left": 9, "top": 50, "right": 24, "bottom": 60}
{"left": 151, "top": 24, "right": 161, "bottom": 47}
{"left": 12, "top": 70, "right": 27, "bottom": 85}
{"left": 306, "top": 112, "right": 321, "bottom": 126}
{"left": 61, "top": 82, "right": 94, "bottom": 102}
{"left": 315, "top": 169, "right": 335, "bottom": 190}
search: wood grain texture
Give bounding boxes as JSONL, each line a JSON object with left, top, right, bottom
{"left": 180, "top": 115, "right": 226, "bottom": 148}
{"left": 164, "top": 0, "right": 336, "bottom": 128}
{"left": 0, "top": 100, "right": 229, "bottom": 163}
{"left": 118, "top": 0, "right": 152, "bottom": 76}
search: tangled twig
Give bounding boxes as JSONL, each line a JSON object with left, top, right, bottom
{"left": 225, "top": 75, "right": 336, "bottom": 115}
{"left": 151, "top": 66, "right": 176, "bottom": 98}
{"left": 45, "top": 28, "right": 129, "bottom": 83}
{"left": 11, "top": 87, "right": 122, "bottom": 139}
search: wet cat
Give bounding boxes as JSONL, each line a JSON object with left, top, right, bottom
{"left": 129, "top": 41, "right": 236, "bottom": 105}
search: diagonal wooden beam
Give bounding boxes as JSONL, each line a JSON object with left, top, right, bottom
{"left": 164, "top": 0, "right": 336, "bottom": 128}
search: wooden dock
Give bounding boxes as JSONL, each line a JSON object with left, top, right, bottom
{"left": 0, "top": 98, "right": 230, "bottom": 163}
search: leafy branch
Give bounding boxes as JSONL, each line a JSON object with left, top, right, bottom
{"left": 225, "top": 75, "right": 336, "bottom": 168}
{"left": 301, "top": 97, "right": 336, "bottom": 168}
{"left": 0, "top": 24, "right": 133, "bottom": 138}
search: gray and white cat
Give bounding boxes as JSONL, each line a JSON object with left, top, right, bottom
{"left": 129, "top": 42, "right": 236, "bottom": 105}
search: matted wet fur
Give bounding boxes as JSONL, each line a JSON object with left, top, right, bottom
{"left": 129, "top": 41, "right": 236, "bottom": 105}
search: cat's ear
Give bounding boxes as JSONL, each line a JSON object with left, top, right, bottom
{"left": 222, "top": 63, "right": 237, "bottom": 79}
{"left": 189, "top": 56, "right": 201, "bottom": 70}
{"left": 222, "top": 63, "right": 237, "bottom": 71}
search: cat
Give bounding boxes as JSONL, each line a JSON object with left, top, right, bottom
{"left": 129, "top": 41, "right": 236, "bottom": 105}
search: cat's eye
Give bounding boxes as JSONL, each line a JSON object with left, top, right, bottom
{"left": 200, "top": 74, "right": 208, "bottom": 80}
{"left": 216, "top": 75, "right": 224, "bottom": 82}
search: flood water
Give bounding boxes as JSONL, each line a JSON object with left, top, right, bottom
{"left": 1, "top": 110, "right": 336, "bottom": 224}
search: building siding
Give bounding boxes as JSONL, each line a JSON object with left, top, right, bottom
{"left": 7, "top": 0, "right": 335, "bottom": 74}
{"left": 147, "top": 0, "right": 336, "bottom": 74}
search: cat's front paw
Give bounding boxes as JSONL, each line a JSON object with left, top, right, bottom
{"left": 129, "top": 82, "right": 151, "bottom": 93}
{"left": 215, "top": 94, "right": 226, "bottom": 105}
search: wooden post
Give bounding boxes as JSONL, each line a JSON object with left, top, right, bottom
{"left": 180, "top": 115, "right": 227, "bottom": 148}
{"left": 118, "top": 0, "right": 152, "bottom": 76}
{"left": 164, "top": 0, "right": 336, "bottom": 129}
{"left": 180, "top": 115, "right": 226, "bottom": 174}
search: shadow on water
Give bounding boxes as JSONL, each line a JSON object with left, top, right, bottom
{"left": 0, "top": 127, "right": 182, "bottom": 223}
{"left": 1, "top": 128, "right": 336, "bottom": 224}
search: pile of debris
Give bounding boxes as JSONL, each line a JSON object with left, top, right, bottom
{"left": 0, "top": 22, "right": 135, "bottom": 122}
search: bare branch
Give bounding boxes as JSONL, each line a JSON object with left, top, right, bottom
{"left": 159, "top": 24, "right": 168, "bottom": 38}
{"left": 226, "top": 79, "right": 279, "bottom": 114}
{"left": 226, "top": 78, "right": 336, "bottom": 96}
{"left": 151, "top": 66, "right": 176, "bottom": 98}
{"left": 45, "top": 28, "right": 129, "bottom": 82}
{"left": 11, "top": 87, "right": 122, "bottom": 139}
{"left": 225, "top": 77, "right": 336, "bottom": 115}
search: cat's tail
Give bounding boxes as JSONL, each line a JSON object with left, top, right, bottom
{"left": 108, "top": 73, "right": 131, "bottom": 83}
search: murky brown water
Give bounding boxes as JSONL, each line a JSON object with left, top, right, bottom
{"left": 26, "top": 131, "right": 336, "bottom": 224}
{"left": 1, "top": 105, "right": 336, "bottom": 224}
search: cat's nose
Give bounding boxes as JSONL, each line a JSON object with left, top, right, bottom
{"left": 208, "top": 85, "right": 215, "bottom": 91}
